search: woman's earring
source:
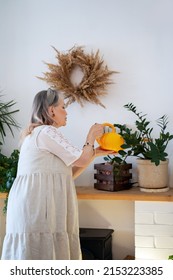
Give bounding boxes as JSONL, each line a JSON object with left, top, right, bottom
{"left": 52, "top": 112, "right": 55, "bottom": 117}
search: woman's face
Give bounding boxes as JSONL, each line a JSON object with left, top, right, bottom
{"left": 50, "top": 98, "right": 67, "bottom": 127}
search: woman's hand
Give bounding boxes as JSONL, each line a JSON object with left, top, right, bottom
{"left": 94, "top": 147, "right": 116, "bottom": 158}
{"left": 86, "top": 123, "right": 104, "bottom": 144}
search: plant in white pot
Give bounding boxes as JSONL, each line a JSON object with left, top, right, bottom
{"left": 114, "top": 103, "right": 173, "bottom": 192}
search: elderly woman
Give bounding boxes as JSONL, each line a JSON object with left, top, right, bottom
{"left": 1, "top": 88, "right": 113, "bottom": 260}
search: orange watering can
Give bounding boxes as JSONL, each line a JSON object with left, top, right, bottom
{"left": 96, "top": 123, "right": 124, "bottom": 152}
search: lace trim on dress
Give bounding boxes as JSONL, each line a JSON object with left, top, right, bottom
{"left": 42, "top": 126, "right": 82, "bottom": 156}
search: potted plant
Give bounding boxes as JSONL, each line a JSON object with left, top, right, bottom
{"left": 0, "top": 95, "right": 19, "bottom": 145}
{"left": 113, "top": 103, "right": 173, "bottom": 192}
{"left": 0, "top": 150, "right": 19, "bottom": 213}
{"left": 94, "top": 124, "right": 134, "bottom": 192}
{"left": 0, "top": 94, "right": 20, "bottom": 212}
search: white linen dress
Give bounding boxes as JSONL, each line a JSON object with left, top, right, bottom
{"left": 1, "top": 125, "right": 83, "bottom": 260}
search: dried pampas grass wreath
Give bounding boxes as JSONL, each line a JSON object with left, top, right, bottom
{"left": 39, "top": 46, "right": 118, "bottom": 108}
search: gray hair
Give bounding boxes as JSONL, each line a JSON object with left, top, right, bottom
{"left": 19, "top": 88, "right": 60, "bottom": 143}
{"left": 30, "top": 88, "right": 60, "bottom": 125}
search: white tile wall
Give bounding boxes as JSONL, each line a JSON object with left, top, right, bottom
{"left": 135, "top": 201, "right": 173, "bottom": 260}
{"left": 155, "top": 237, "right": 173, "bottom": 248}
{"left": 135, "top": 236, "right": 154, "bottom": 247}
{"left": 155, "top": 213, "right": 173, "bottom": 225}
{"left": 135, "top": 247, "right": 173, "bottom": 260}
{"left": 135, "top": 212, "right": 154, "bottom": 224}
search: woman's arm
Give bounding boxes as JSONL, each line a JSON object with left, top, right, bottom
{"left": 72, "top": 147, "right": 115, "bottom": 179}
{"left": 72, "top": 123, "right": 103, "bottom": 167}
{"left": 72, "top": 152, "right": 95, "bottom": 179}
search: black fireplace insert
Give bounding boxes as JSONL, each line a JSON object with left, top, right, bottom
{"left": 79, "top": 228, "right": 114, "bottom": 260}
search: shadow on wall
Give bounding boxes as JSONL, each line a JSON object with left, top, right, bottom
{"left": 112, "top": 230, "right": 135, "bottom": 260}
{"left": 78, "top": 200, "right": 135, "bottom": 260}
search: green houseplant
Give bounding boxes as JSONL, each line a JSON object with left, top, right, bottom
{"left": 0, "top": 94, "right": 20, "bottom": 212}
{"left": 0, "top": 95, "right": 20, "bottom": 145}
{"left": 0, "top": 150, "right": 19, "bottom": 213}
{"left": 168, "top": 255, "right": 173, "bottom": 260}
{"left": 115, "top": 103, "right": 173, "bottom": 166}
{"left": 109, "top": 103, "right": 173, "bottom": 192}
{"left": 94, "top": 124, "right": 133, "bottom": 192}
{"left": 100, "top": 103, "right": 173, "bottom": 192}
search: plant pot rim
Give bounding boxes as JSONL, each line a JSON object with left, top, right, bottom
{"left": 136, "top": 158, "right": 169, "bottom": 165}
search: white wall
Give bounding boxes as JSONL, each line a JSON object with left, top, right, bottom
{"left": 135, "top": 201, "right": 173, "bottom": 260}
{"left": 1, "top": 0, "right": 173, "bottom": 259}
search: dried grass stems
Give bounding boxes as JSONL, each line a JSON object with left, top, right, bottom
{"left": 39, "top": 46, "right": 118, "bottom": 107}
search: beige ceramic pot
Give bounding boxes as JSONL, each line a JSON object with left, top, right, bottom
{"left": 137, "top": 159, "right": 169, "bottom": 192}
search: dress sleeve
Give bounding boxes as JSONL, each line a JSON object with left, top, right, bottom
{"left": 36, "top": 126, "right": 83, "bottom": 166}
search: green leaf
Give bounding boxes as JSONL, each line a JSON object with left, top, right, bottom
{"left": 168, "top": 255, "right": 173, "bottom": 260}
{"left": 0, "top": 95, "right": 20, "bottom": 143}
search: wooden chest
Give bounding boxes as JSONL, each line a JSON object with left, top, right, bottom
{"left": 94, "top": 163, "right": 132, "bottom": 192}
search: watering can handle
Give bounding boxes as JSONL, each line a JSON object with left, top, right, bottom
{"left": 102, "top": 123, "right": 116, "bottom": 133}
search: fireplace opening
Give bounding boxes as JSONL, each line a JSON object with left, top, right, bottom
{"left": 79, "top": 228, "right": 114, "bottom": 260}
